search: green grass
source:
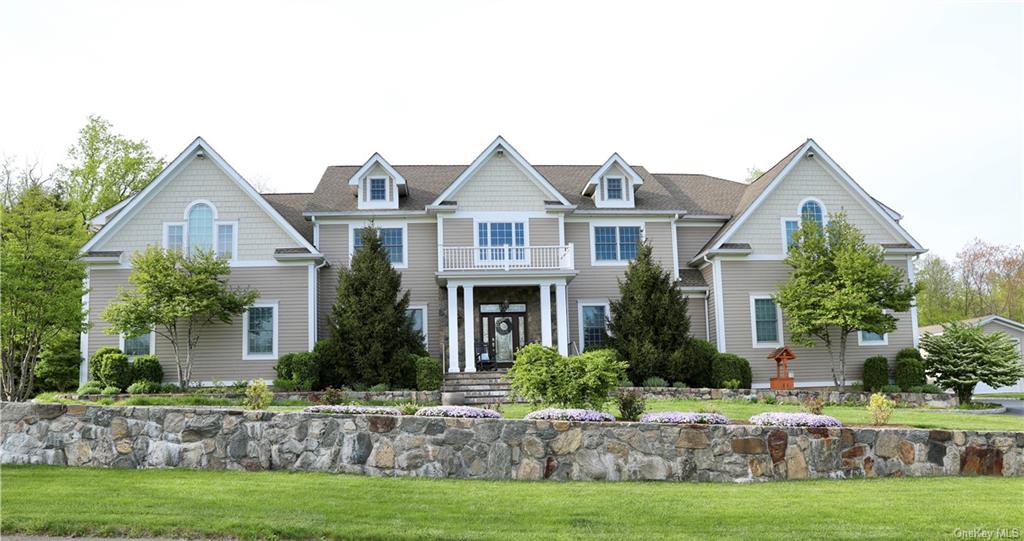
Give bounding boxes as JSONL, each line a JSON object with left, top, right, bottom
{"left": 500, "top": 399, "right": 1024, "bottom": 431}
{"left": 2, "top": 466, "right": 1020, "bottom": 541}
{"left": 977, "top": 393, "right": 1024, "bottom": 399}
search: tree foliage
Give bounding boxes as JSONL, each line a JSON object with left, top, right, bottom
{"left": 103, "top": 247, "right": 258, "bottom": 388}
{"left": 56, "top": 115, "right": 165, "bottom": 224}
{"left": 916, "top": 241, "right": 1024, "bottom": 326}
{"left": 320, "top": 226, "right": 425, "bottom": 388}
{"left": 775, "top": 213, "right": 918, "bottom": 389}
{"left": 607, "top": 241, "right": 691, "bottom": 384}
{"left": 919, "top": 322, "right": 1024, "bottom": 404}
{"left": 0, "top": 180, "right": 87, "bottom": 401}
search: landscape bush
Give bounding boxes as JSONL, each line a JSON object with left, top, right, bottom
{"left": 126, "top": 380, "right": 161, "bottom": 394}
{"left": 862, "top": 356, "right": 889, "bottom": 392}
{"left": 868, "top": 393, "right": 895, "bottom": 425}
{"left": 642, "top": 376, "right": 668, "bottom": 388}
{"left": 672, "top": 381, "right": 689, "bottom": 389}
{"left": 130, "top": 355, "right": 163, "bottom": 385}
{"left": 274, "top": 351, "right": 320, "bottom": 391}
{"left": 33, "top": 333, "right": 82, "bottom": 392}
{"left": 414, "top": 355, "right": 442, "bottom": 391}
{"left": 243, "top": 379, "right": 273, "bottom": 410}
{"left": 77, "top": 380, "right": 103, "bottom": 395}
{"left": 100, "top": 385, "right": 121, "bottom": 396}
{"left": 895, "top": 350, "right": 926, "bottom": 391}
{"left": 369, "top": 383, "right": 389, "bottom": 392}
{"left": 614, "top": 388, "right": 647, "bottom": 421}
{"left": 800, "top": 395, "right": 825, "bottom": 415}
{"left": 879, "top": 384, "right": 901, "bottom": 393}
{"left": 919, "top": 383, "right": 944, "bottom": 394}
{"left": 92, "top": 349, "right": 132, "bottom": 391}
{"left": 319, "top": 387, "right": 346, "bottom": 405}
{"left": 673, "top": 339, "right": 717, "bottom": 388}
{"left": 711, "top": 353, "right": 751, "bottom": 389}
{"left": 509, "top": 344, "right": 627, "bottom": 409}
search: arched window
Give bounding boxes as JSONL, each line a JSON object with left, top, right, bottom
{"left": 187, "top": 203, "right": 214, "bottom": 255}
{"left": 800, "top": 200, "right": 824, "bottom": 228}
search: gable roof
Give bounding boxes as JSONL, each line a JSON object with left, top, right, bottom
{"left": 920, "top": 315, "right": 1024, "bottom": 335}
{"left": 262, "top": 192, "right": 314, "bottom": 242}
{"left": 347, "top": 153, "right": 407, "bottom": 194}
{"left": 430, "top": 136, "right": 572, "bottom": 207}
{"left": 583, "top": 153, "right": 644, "bottom": 195}
{"left": 82, "top": 137, "right": 319, "bottom": 255}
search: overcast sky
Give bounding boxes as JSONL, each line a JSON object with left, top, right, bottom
{"left": 1, "top": 0, "right": 1020, "bottom": 259}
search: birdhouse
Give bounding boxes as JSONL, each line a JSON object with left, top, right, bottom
{"left": 768, "top": 346, "right": 796, "bottom": 390}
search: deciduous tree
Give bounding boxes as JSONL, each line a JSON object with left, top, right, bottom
{"left": 920, "top": 322, "right": 1023, "bottom": 404}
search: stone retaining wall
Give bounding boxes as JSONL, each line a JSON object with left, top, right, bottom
{"left": 71, "top": 390, "right": 441, "bottom": 403}
{"left": 631, "top": 387, "right": 958, "bottom": 408}
{"left": 2, "top": 403, "right": 1017, "bottom": 482}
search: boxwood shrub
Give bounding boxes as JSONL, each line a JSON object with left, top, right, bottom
{"left": 712, "top": 353, "right": 752, "bottom": 389}
{"left": 414, "top": 355, "right": 442, "bottom": 391}
{"left": 863, "top": 356, "right": 890, "bottom": 392}
{"left": 895, "top": 355, "right": 925, "bottom": 391}
{"left": 274, "top": 351, "right": 320, "bottom": 391}
{"left": 131, "top": 355, "right": 163, "bottom": 385}
{"left": 92, "top": 349, "right": 132, "bottom": 391}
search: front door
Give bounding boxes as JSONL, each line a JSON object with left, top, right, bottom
{"left": 480, "top": 303, "right": 527, "bottom": 364}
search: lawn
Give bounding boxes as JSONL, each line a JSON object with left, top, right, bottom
{"left": 2, "top": 466, "right": 1020, "bottom": 541}
{"left": 977, "top": 393, "right": 1024, "bottom": 399}
{"left": 500, "top": 399, "right": 1024, "bottom": 431}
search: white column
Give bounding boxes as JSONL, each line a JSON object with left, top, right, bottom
{"left": 555, "top": 282, "right": 569, "bottom": 356}
{"left": 447, "top": 284, "right": 460, "bottom": 373}
{"left": 463, "top": 284, "right": 476, "bottom": 372}
{"left": 540, "top": 283, "right": 553, "bottom": 347}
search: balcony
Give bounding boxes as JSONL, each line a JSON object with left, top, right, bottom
{"left": 439, "top": 245, "right": 575, "bottom": 272}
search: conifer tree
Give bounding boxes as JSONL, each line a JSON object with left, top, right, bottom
{"left": 607, "top": 241, "right": 691, "bottom": 384}
{"left": 321, "top": 225, "right": 425, "bottom": 388}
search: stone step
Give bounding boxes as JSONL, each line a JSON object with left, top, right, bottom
{"left": 460, "top": 390, "right": 509, "bottom": 397}
{"left": 442, "top": 384, "right": 510, "bottom": 392}
{"left": 444, "top": 380, "right": 508, "bottom": 387}
{"left": 444, "top": 371, "right": 508, "bottom": 379}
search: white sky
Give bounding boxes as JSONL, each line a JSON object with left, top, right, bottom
{"left": 1, "top": 0, "right": 1021, "bottom": 259}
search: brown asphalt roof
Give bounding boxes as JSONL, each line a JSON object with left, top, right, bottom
{"left": 263, "top": 192, "right": 314, "bottom": 243}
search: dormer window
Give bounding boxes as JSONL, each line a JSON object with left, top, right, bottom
{"left": 369, "top": 177, "right": 387, "bottom": 201}
{"left": 605, "top": 177, "right": 623, "bottom": 200}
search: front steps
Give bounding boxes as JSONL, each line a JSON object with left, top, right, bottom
{"left": 442, "top": 370, "right": 510, "bottom": 405}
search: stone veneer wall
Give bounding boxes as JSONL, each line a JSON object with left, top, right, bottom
{"left": 2, "top": 403, "right": 1018, "bottom": 482}
{"left": 71, "top": 390, "right": 441, "bottom": 403}
{"left": 631, "top": 388, "right": 958, "bottom": 409}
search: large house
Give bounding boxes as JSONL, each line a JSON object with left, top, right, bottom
{"left": 79, "top": 136, "right": 926, "bottom": 388}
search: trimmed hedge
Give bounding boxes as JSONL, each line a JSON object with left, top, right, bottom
{"left": 863, "top": 356, "right": 890, "bottom": 392}
{"left": 667, "top": 339, "right": 717, "bottom": 389}
{"left": 274, "top": 351, "right": 320, "bottom": 391}
{"left": 895, "top": 356, "right": 926, "bottom": 391}
{"left": 712, "top": 353, "right": 752, "bottom": 389}
{"left": 131, "top": 355, "right": 163, "bottom": 384}
{"left": 414, "top": 355, "right": 442, "bottom": 391}
{"left": 92, "top": 348, "right": 132, "bottom": 391}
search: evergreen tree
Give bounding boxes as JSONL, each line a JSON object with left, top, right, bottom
{"left": 321, "top": 225, "right": 426, "bottom": 388}
{"left": 607, "top": 241, "right": 691, "bottom": 384}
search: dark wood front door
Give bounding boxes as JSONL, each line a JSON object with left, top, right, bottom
{"left": 481, "top": 311, "right": 527, "bottom": 364}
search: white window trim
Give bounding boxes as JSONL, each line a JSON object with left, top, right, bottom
{"left": 858, "top": 330, "right": 889, "bottom": 346}
{"left": 119, "top": 331, "right": 156, "bottom": 358}
{"left": 780, "top": 217, "right": 799, "bottom": 253}
{"left": 472, "top": 218, "right": 531, "bottom": 266}
{"left": 359, "top": 176, "right": 398, "bottom": 210}
{"left": 797, "top": 197, "right": 827, "bottom": 227}
{"left": 242, "top": 301, "right": 279, "bottom": 360}
{"left": 163, "top": 222, "right": 185, "bottom": 250}
{"left": 214, "top": 221, "right": 239, "bottom": 261}
{"left": 577, "top": 299, "right": 611, "bottom": 352}
{"left": 368, "top": 176, "right": 388, "bottom": 201}
{"left": 348, "top": 222, "right": 408, "bottom": 269}
{"left": 589, "top": 221, "right": 645, "bottom": 266}
{"left": 749, "top": 294, "right": 784, "bottom": 349}
{"left": 604, "top": 176, "right": 624, "bottom": 201}
{"left": 407, "top": 304, "right": 428, "bottom": 347}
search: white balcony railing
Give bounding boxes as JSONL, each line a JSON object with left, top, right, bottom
{"left": 440, "top": 245, "right": 574, "bottom": 272}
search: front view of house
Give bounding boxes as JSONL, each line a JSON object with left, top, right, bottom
{"left": 79, "top": 135, "right": 926, "bottom": 388}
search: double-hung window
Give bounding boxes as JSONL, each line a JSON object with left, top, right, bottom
{"left": 121, "top": 332, "right": 153, "bottom": 357}
{"left": 353, "top": 227, "right": 404, "bottom": 265}
{"left": 369, "top": 177, "right": 387, "bottom": 201}
{"left": 605, "top": 177, "right": 623, "bottom": 200}
{"left": 243, "top": 302, "right": 278, "bottom": 359}
{"left": 784, "top": 219, "right": 800, "bottom": 251}
{"left": 406, "top": 306, "right": 427, "bottom": 346}
{"left": 478, "top": 222, "right": 526, "bottom": 261}
{"left": 165, "top": 224, "right": 184, "bottom": 252}
{"left": 751, "top": 295, "right": 783, "bottom": 348}
{"left": 216, "top": 223, "right": 235, "bottom": 259}
{"left": 593, "top": 225, "right": 642, "bottom": 262}
{"left": 580, "top": 303, "right": 609, "bottom": 351}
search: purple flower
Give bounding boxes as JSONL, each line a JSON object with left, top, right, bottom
{"left": 303, "top": 405, "right": 402, "bottom": 416}
{"left": 640, "top": 411, "right": 730, "bottom": 425}
{"left": 414, "top": 406, "right": 502, "bottom": 419}
{"left": 749, "top": 412, "right": 843, "bottom": 428}
{"left": 524, "top": 408, "right": 615, "bottom": 422}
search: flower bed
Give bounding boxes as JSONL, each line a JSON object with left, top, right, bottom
{"left": 749, "top": 412, "right": 843, "bottom": 428}
{"left": 414, "top": 406, "right": 501, "bottom": 418}
{"left": 304, "top": 405, "right": 402, "bottom": 416}
{"left": 640, "top": 412, "right": 730, "bottom": 425}
{"left": 524, "top": 408, "right": 615, "bottom": 422}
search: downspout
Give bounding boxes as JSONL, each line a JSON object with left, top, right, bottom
{"left": 704, "top": 290, "right": 710, "bottom": 343}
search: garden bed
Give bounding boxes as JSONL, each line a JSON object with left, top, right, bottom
{"left": 628, "top": 387, "right": 958, "bottom": 408}
{"left": 65, "top": 389, "right": 440, "bottom": 404}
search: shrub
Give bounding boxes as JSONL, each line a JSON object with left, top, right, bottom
{"left": 274, "top": 351, "right": 320, "bottom": 391}
{"left": 34, "top": 333, "right": 82, "bottom": 392}
{"left": 614, "top": 388, "right": 647, "bottom": 421}
{"left": 88, "top": 347, "right": 122, "bottom": 381}
{"left": 896, "top": 348, "right": 923, "bottom": 363}
{"left": 100, "top": 385, "right": 121, "bottom": 396}
{"left": 508, "top": 344, "right": 626, "bottom": 410}
{"left": 319, "top": 387, "right": 346, "bottom": 405}
{"left": 879, "top": 384, "right": 901, "bottom": 393}
{"left": 867, "top": 393, "right": 895, "bottom": 425}
{"left": 523, "top": 408, "right": 614, "bottom": 422}
{"left": 800, "top": 395, "right": 825, "bottom": 415}
{"left": 304, "top": 405, "right": 401, "bottom": 415}
{"left": 712, "top": 353, "right": 751, "bottom": 389}
{"left": 639, "top": 411, "right": 730, "bottom": 425}
{"left": 847, "top": 381, "right": 865, "bottom": 392}
{"left": 131, "top": 355, "right": 163, "bottom": 385}
{"left": 273, "top": 378, "right": 300, "bottom": 392}
{"left": 414, "top": 356, "right": 442, "bottom": 391}
{"left": 126, "top": 380, "right": 161, "bottom": 394}
{"left": 642, "top": 376, "right": 668, "bottom": 388}
{"left": 676, "top": 339, "right": 717, "bottom": 388}
{"left": 894, "top": 355, "right": 925, "bottom": 391}
{"left": 369, "top": 383, "right": 389, "bottom": 392}
{"left": 77, "top": 380, "right": 103, "bottom": 395}
{"left": 159, "top": 383, "right": 181, "bottom": 393}
{"left": 920, "top": 383, "right": 943, "bottom": 394}
{"left": 397, "top": 402, "right": 421, "bottom": 415}
{"left": 96, "top": 351, "right": 132, "bottom": 391}
{"left": 243, "top": 379, "right": 273, "bottom": 410}
{"left": 749, "top": 412, "right": 842, "bottom": 428}
{"left": 672, "top": 381, "right": 689, "bottom": 389}
{"left": 862, "top": 356, "right": 889, "bottom": 392}
{"left": 414, "top": 406, "right": 501, "bottom": 419}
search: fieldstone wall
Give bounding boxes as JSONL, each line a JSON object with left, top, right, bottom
{"left": 632, "top": 387, "right": 958, "bottom": 409}
{"left": 2, "top": 403, "right": 1018, "bottom": 482}
{"left": 70, "top": 390, "right": 441, "bottom": 403}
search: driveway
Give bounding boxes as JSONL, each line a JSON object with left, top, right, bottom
{"left": 975, "top": 398, "right": 1024, "bottom": 416}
